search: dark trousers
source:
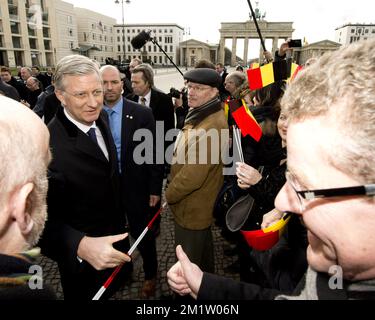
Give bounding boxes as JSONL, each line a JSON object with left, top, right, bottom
{"left": 174, "top": 222, "right": 214, "bottom": 273}
{"left": 58, "top": 237, "right": 132, "bottom": 300}
{"left": 59, "top": 261, "right": 132, "bottom": 300}
{"left": 133, "top": 230, "right": 158, "bottom": 280}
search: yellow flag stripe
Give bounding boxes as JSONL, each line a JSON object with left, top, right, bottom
{"left": 260, "top": 63, "right": 274, "bottom": 87}
{"left": 242, "top": 99, "right": 258, "bottom": 123}
{"left": 224, "top": 102, "right": 229, "bottom": 120}
{"left": 287, "top": 63, "right": 299, "bottom": 82}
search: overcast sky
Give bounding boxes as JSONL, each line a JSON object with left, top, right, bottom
{"left": 64, "top": 0, "right": 374, "bottom": 58}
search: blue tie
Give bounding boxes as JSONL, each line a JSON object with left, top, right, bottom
{"left": 87, "top": 127, "right": 98, "bottom": 145}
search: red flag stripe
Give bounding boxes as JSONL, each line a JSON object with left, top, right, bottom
{"left": 247, "top": 68, "right": 263, "bottom": 90}
{"left": 231, "top": 107, "right": 262, "bottom": 142}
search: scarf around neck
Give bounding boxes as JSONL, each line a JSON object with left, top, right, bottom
{"left": 184, "top": 97, "right": 222, "bottom": 127}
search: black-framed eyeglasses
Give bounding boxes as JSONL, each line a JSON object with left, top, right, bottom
{"left": 285, "top": 169, "right": 375, "bottom": 213}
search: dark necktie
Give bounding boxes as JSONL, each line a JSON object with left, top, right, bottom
{"left": 87, "top": 127, "right": 98, "bottom": 145}
{"left": 140, "top": 97, "right": 146, "bottom": 106}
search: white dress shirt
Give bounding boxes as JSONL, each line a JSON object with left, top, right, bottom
{"left": 138, "top": 90, "right": 152, "bottom": 108}
{"left": 63, "top": 108, "right": 109, "bottom": 160}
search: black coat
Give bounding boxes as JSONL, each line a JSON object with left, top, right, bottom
{"left": 0, "top": 79, "right": 20, "bottom": 101}
{"left": 6, "top": 77, "right": 26, "bottom": 100}
{"left": 42, "top": 91, "right": 60, "bottom": 125}
{"left": 129, "top": 88, "right": 175, "bottom": 139}
{"left": 118, "top": 98, "right": 164, "bottom": 235}
{"left": 41, "top": 106, "right": 126, "bottom": 270}
{"left": 0, "top": 254, "right": 56, "bottom": 300}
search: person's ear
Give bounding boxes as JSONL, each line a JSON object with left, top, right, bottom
{"left": 55, "top": 89, "right": 66, "bottom": 106}
{"left": 11, "top": 182, "right": 35, "bottom": 235}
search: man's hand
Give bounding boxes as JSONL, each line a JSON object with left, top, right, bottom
{"left": 279, "top": 40, "right": 293, "bottom": 57}
{"left": 261, "top": 208, "right": 283, "bottom": 229}
{"left": 149, "top": 195, "right": 161, "bottom": 207}
{"left": 167, "top": 245, "right": 203, "bottom": 299}
{"left": 77, "top": 233, "right": 131, "bottom": 270}
{"left": 173, "top": 94, "right": 183, "bottom": 109}
{"left": 263, "top": 50, "right": 273, "bottom": 63}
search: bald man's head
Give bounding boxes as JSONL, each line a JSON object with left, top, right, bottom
{"left": 0, "top": 96, "right": 50, "bottom": 253}
{"left": 100, "top": 65, "right": 124, "bottom": 107}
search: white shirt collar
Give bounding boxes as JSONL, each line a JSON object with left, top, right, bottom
{"left": 63, "top": 107, "right": 97, "bottom": 133}
{"left": 140, "top": 90, "right": 152, "bottom": 106}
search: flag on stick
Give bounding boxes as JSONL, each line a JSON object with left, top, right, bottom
{"left": 228, "top": 99, "right": 262, "bottom": 142}
{"left": 247, "top": 60, "right": 288, "bottom": 90}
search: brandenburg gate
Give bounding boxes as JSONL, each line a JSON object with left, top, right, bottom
{"left": 218, "top": 20, "right": 294, "bottom": 65}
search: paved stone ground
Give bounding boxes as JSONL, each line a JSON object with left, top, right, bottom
{"left": 36, "top": 189, "right": 240, "bottom": 300}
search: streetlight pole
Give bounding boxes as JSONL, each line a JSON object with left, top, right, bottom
{"left": 115, "top": 0, "right": 131, "bottom": 63}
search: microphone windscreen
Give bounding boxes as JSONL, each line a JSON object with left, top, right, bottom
{"left": 131, "top": 30, "right": 151, "bottom": 49}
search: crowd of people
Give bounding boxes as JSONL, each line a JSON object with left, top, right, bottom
{"left": 0, "top": 38, "right": 374, "bottom": 301}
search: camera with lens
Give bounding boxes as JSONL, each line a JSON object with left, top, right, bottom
{"left": 168, "top": 87, "right": 182, "bottom": 99}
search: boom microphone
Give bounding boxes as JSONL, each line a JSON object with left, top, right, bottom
{"left": 131, "top": 30, "right": 152, "bottom": 49}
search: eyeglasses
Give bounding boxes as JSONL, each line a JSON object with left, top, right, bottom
{"left": 285, "top": 169, "right": 375, "bottom": 213}
{"left": 187, "top": 84, "right": 212, "bottom": 92}
{"left": 63, "top": 89, "right": 103, "bottom": 100}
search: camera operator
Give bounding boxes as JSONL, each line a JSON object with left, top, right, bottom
{"left": 170, "top": 87, "right": 188, "bottom": 130}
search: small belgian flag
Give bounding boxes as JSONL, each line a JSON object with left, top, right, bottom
{"left": 228, "top": 99, "right": 262, "bottom": 142}
{"left": 247, "top": 60, "right": 288, "bottom": 90}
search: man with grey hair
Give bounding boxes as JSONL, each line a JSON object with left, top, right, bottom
{"left": 40, "top": 55, "right": 131, "bottom": 300}
{"left": 167, "top": 39, "right": 375, "bottom": 300}
{"left": 0, "top": 96, "right": 55, "bottom": 299}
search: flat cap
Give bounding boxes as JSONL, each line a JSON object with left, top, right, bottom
{"left": 184, "top": 68, "right": 222, "bottom": 89}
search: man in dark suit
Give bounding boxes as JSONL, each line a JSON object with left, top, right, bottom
{"left": 215, "top": 62, "right": 230, "bottom": 101}
{"left": 1, "top": 66, "right": 25, "bottom": 100}
{"left": 0, "top": 77, "right": 20, "bottom": 101}
{"left": 100, "top": 65, "right": 164, "bottom": 299}
{"left": 130, "top": 64, "right": 175, "bottom": 237}
{"left": 129, "top": 63, "right": 175, "bottom": 160}
{"left": 40, "top": 55, "right": 131, "bottom": 300}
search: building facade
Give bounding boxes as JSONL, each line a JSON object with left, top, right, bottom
{"left": 335, "top": 23, "right": 375, "bottom": 45}
{"left": 74, "top": 7, "right": 116, "bottom": 64}
{"left": 292, "top": 40, "right": 341, "bottom": 65}
{"left": 114, "top": 23, "right": 184, "bottom": 66}
{"left": 179, "top": 39, "right": 218, "bottom": 67}
{"left": 0, "top": 0, "right": 117, "bottom": 68}
{"left": 0, "top": 0, "right": 58, "bottom": 67}
{"left": 53, "top": 0, "right": 78, "bottom": 63}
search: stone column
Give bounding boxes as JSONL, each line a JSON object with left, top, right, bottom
{"left": 243, "top": 38, "right": 249, "bottom": 66}
{"left": 231, "top": 37, "right": 237, "bottom": 66}
{"left": 259, "top": 39, "right": 264, "bottom": 63}
{"left": 218, "top": 37, "right": 225, "bottom": 64}
{"left": 272, "top": 37, "right": 279, "bottom": 55}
